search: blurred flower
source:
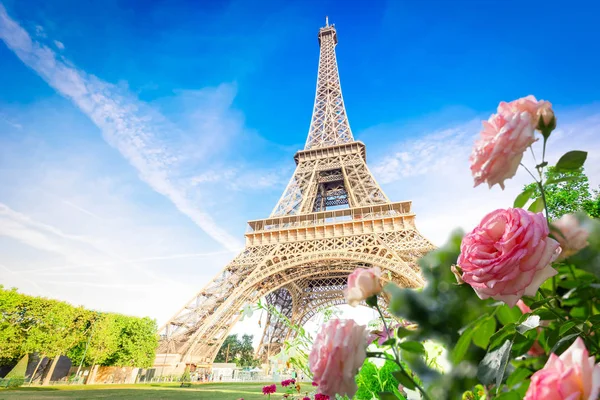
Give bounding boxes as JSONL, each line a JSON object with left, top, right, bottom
{"left": 309, "top": 319, "right": 367, "bottom": 398}
{"left": 345, "top": 267, "right": 382, "bottom": 306}
{"left": 552, "top": 214, "right": 589, "bottom": 260}
{"left": 525, "top": 338, "right": 600, "bottom": 400}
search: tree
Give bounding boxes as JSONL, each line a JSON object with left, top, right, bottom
{"left": 524, "top": 166, "right": 600, "bottom": 219}
{"left": 103, "top": 315, "right": 158, "bottom": 368}
{"left": 214, "top": 335, "right": 241, "bottom": 363}
{"left": 0, "top": 286, "right": 26, "bottom": 365}
{"left": 68, "top": 313, "right": 120, "bottom": 367}
{"left": 0, "top": 287, "right": 160, "bottom": 376}
{"left": 237, "top": 335, "right": 259, "bottom": 367}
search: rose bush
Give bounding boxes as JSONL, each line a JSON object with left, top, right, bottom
{"left": 302, "top": 95, "right": 600, "bottom": 400}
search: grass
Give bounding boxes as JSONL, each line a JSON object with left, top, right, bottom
{"left": 0, "top": 382, "right": 300, "bottom": 399}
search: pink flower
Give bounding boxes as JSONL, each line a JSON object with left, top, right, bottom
{"left": 303, "top": 398, "right": 311, "bottom": 400}
{"left": 262, "top": 384, "right": 277, "bottom": 395}
{"left": 470, "top": 109, "right": 536, "bottom": 189}
{"left": 309, "top": 319, "right": 367, "bottom": 398}
{"left": 552, "top": 214, "right": 589, "bottom": 260}
{"left": 458, "top": 208, "right": 561, "bottom": 307}
{"left": 312, "top": 381, "right": 318, "bottom": 387}
{"left": 471, "top": 95, "right": 554, "bottom": 190}
{"left": 345, "top": 267, "right": 382, "bottom": 306}
{"left": 315, "top": 394, "right": 330, "bottom": 400}
{"left": 525, "top": 337, "right": 600, "bottom": 400}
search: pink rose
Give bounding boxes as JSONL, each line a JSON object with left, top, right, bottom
{"left": 458, "top": 208, "right": 561, "bottom": 307}
{"left": 470, "top": 110, "right": 536, "bottom": 190}
{"left": 471, "top": 95, "right": 555, "bottom": 190}
{"left": 525, "top": 337, "right": 600, "bottom": 400}
{"left": 309, "top": 319, "right": 367, "bottom": 398}
{"left": 552, "top": 214, "right": 589, "bottom": 260}
{"left": 344, "top": 267, "right": 382, "bottom": 307}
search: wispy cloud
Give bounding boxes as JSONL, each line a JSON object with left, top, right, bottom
{"left": 0, "top": 4, "right": 243, "bottom": 251}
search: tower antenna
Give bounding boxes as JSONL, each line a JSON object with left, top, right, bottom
{"left": 325, "top": 16, "right": 329, "bottom": 27}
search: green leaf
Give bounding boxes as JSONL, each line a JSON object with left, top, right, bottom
{"left": 550, "top": 333, "right": 580, "bottom": 355}
{"left": 489, "top": 324, "right": 516, "bottom": 350}
{"left": 512, "top": 335, "right": 536, "bottom": 356}
{"left": 452, "top": 327, "right": 474, "bottom": 363}
{"left": 379, "top": 392, "right": 399, "bottom": 400}
{"left": 559, "top": 321, "right": 577, "bottom": 336}
{"left": 396, "top": 326, "right": 414, "bottom": 339}
{"left": 392, "top": 370, "right": 416, "bottom": 390}
{"left": 477, "top": 338, "right": 514, "bottom": 386}
{"left": 528, "top": 197, "right": 545, "bottom": 213}
{"left": 366, "top": 295, "right": 378, "bottom": 308}
{"left": 513, "top": 188, "right": 535, "bottom": 208}
{"left": 555, "top": 150, "right": 587, "bottom": 171}
{"left": 381, "top": 338, "right": 396, "bottom": 347}
{"left": 506, "top": 367, "right": 532, "bottom": 388}
{"left": 544, "top": 175, "right": 579, "bottom": 186}
{"left": 473, "top": 317, "right": 497, "bottom": 349}
{"left": 533, "top": 308, "right": 561, "bottom": 320}
{"left": 497, "top": 305, "right": 521, "bottom": 325}
{"left": 529, "top": 297, "right": 554, "bottom": 309}
{"left": 399, "top": 341, "right": 426, "bottom": 355}
{"left": 495, "top": 392, "right": 522, "bottom": 400}
{"left": 516, "top": 315, "right": 540, "bottom": 334}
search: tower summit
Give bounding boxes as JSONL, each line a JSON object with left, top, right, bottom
{"left": 306, "top": 18, "right": 351, "bottom": 150}
{"left": 154, "top": 20, "right": 434, "bottom": 373}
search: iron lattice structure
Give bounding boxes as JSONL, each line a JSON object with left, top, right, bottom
{"left": 156, "top": 19, "right": 435, "bottom": 366}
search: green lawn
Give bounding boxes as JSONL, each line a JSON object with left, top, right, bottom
{"left": 0, "top": 382, "right": 298, "bottom": 399}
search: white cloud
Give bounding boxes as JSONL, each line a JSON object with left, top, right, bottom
{"left": 0, "top": 4, "right": 243, "bottom": 251}
{"left": 371, "top": 110, "right": 600, "bottom": 246}
{"left": 53, "top": 39, "right": 64, "bottom": 50}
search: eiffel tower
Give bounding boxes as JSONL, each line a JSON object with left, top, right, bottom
{"left": 155, "top": 18, "right": 434, "bottom": 372}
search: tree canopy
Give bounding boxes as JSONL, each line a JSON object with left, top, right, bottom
{"left": 0, "top": 286, "right": 158, "bottom": 368}
{"left": 214, "top": 334, "right": 259, "bottom": 367}
{"left": 523, "top": 166, "right": 600, "bottom": 219}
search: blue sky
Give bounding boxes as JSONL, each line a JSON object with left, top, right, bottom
{"left": 1, "top": 0, "right": 599, "bottom": 342}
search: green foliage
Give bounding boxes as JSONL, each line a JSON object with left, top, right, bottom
{"left": 523, "top": 167, "right": 600, "bottom": 219}
{"left": 356, "top": 360, "right": 404, "bottom": 400}
{"left": 214, "top": 334, "right": 259, "bottom": 367}
{"left": 104, "top": 316, "right": 158, "bottom": 368}
{"left": 0, "top": 287, "right": 26, "bottom": 364}
{"left": 0, "top": 286, "right": 158, "bottom": 368}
